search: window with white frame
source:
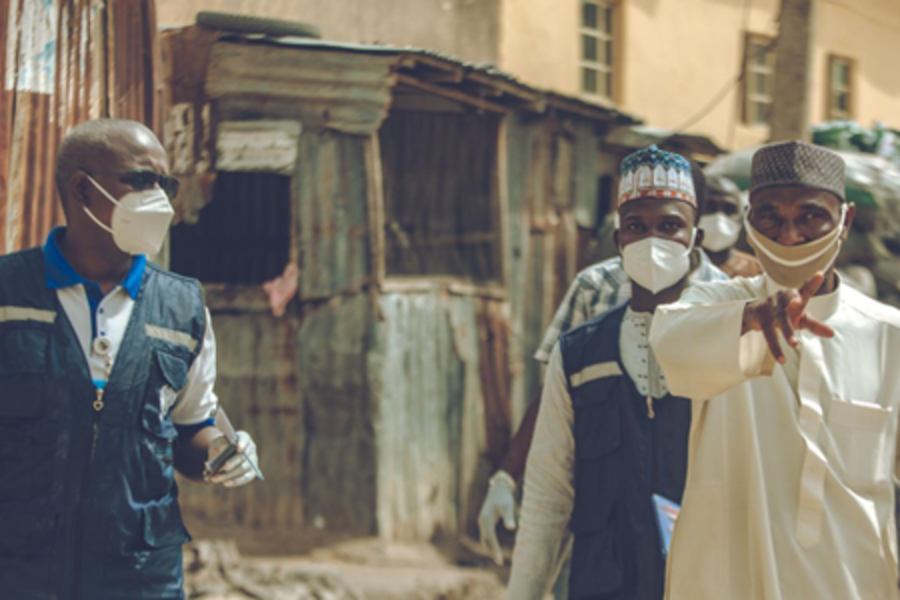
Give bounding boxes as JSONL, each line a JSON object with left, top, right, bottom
{"left": 827, "top": 55, "right": 854, "bottom": 121}
{"left": 743, "top": 33, "right": 776, "bottom": 126}
{"left": 581, "top": 0, "right": 616, "bottom": 101}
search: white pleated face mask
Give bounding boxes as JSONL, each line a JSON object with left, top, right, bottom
{"left": 622, "top": 234, "right": 694, "bottom": 294}
{"left": 82, "top": 174, "right": 174, "bottom": 256}
{"left": 699, "top": 213, "right": 742, "bottom": 252}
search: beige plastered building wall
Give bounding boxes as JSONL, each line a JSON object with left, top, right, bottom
{"left": 158, "top": 0, "right": 900, "bottom": 151}
{"left": 812, "top": 0, "right": 900, "bottom": 130}
{"left": 500, "top": 0, "right": 780, "bottom": 150}
{"left": 500, "top": 0, "right": 900, "bottom": 150}
{"left": 156, "top": 0, "right": 502, "bottom": 65}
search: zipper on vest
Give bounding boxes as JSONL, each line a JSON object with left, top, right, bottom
{"left": 73, "top": 398, "right": 103, "bottom": 599}
{"left": 646, "top": 396, "right": 656, "bottom": 419}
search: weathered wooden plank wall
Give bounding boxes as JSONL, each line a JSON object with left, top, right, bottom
{"left": 373, "top": 292, "right": 466, "bottom": 541}
{"left": 179, "top": 292, "right": 379, "bottom": 550}
{"left": 179, "top": 130, "right": 379, "bottom": 541}
{"left": 506, "top": 113, "right": 598, "bottom": 423}
{"left": 165, "top": 34, "right": 607, "bottom": 549}
{"left": 371, "top": 291, "right": 512, "bottom": 542}
{"left": 179, "top": 309, "right": 307, "bottom": 531}
{"left": 297, "top": 294, "right": 378, "bottom": 535}
{"left": 296, "top": 132, "right": 372, "bottom": 300}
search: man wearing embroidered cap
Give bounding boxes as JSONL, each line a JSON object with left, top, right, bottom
{"left": 650, "top": 140, "right": 900, "bottom": 599}
{"left": 0, "top": 119, "right": 260, "bottom": 600}
{"left": 508, "top": 147, "right": 727, "bottom": 600}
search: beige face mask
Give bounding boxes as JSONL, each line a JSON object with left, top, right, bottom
{"left": 745, "top": 204, "right": 847, "bottom": 289}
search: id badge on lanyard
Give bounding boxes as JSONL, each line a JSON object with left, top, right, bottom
{"left": 91, "top": 336, "right": 114, "bottom": 412}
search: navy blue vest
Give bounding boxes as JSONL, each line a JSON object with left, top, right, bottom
{"left": 559, "top": 304, "right": 692, "bottom": 600}
{"left": 0, "top": 247, "right": 205, "bottom": 600}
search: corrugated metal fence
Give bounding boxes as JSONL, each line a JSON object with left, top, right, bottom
{"left": 0, "top": 0, "right": 160, "bottom": 254}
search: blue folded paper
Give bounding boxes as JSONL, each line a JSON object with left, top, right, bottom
{"left": 653, "top": 494, "right": 681, "bottom": 556}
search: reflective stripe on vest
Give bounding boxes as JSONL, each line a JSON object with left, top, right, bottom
{"left": 570, "top": 361, "right": 622, "bottom": 388}
{"left": 0, "top": 306, "right": 57, "bottom": 324}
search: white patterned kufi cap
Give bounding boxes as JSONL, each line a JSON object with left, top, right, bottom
{"left": 617, "top": 145, "right": 697, "bottom": 208}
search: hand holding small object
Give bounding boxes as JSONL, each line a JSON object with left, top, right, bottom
{"left": 205, "top": 431, "right": 260, "bottom": 488}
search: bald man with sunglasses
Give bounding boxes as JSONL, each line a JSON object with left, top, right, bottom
{"left": 0, "top": 119, "right": 260, "bottom": 600}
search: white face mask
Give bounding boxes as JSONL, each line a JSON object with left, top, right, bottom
{"left": 82, "top": 175, "right": 175, "bottom": 256}
{"left": 622, "top": 234, "right": 694, "bottom": 294}
{"left": 699, "top": 213, "right": 742, "bottom": 252}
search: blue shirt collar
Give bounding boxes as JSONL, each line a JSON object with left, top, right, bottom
{"left": 43, "top": 227, "right": 146, "bottom": 299}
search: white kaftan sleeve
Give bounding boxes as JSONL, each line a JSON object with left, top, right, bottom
{"left": 508, "top": 345, "right": 575, "bottom": 599}
{"left": 649, "top": 278, "right": 776, "bottom": 400}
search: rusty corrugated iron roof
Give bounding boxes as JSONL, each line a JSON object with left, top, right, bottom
{"left": 167, "top": 27, "right": 638, "bottom": 133}
{"left": 205, "top": 38, "right": 399, "bottom": 136}
{"left": 0, "top": 0, "right": 160, "bottom": 254}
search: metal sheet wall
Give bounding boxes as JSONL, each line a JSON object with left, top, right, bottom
{"left": 380, "top": 109, "right": 503, "bottom": 282}
{"left": 206, "top": 40, "right": 397, "bottom": 136}
{"left": 0, "top": 0, "right": 160, "bottom": 254}
{"left": 505, "top": 113, "right": 597, "bottom": 419}
{"left": 179, "top": 293, "right": 379, "bottom": 551}
{"left": 373, "top": 291, "right": 511, "bottom": 542}
{"left": 296, "top": 131, "right": 373, "bottom": 300}
{"left": 163, "top": 33, "right": 606, "bottom": 547}
{"left": 178, "top": 115, "right": 600, "bottom": 546}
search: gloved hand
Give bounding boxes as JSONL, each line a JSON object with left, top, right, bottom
{"left": 478, "top": 470, "right": 518, "bottom": 565}
{"left": 207, "top": 431, "right": 259, "bottom": 488}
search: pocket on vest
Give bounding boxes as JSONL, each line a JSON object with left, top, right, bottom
{"left": 142, "top": 350, "right": 189, "bottom": 437}
{"left": 0, "top": 327, "right": 51, "bottom": 503}
{"left": 140, "top": 350, "right": 188, "bottom": 498}
{"left": 571, "top": 388, "right": 621, "bottom": 532}
{"left": 105, "top": 496, "right": 192, "bottom": 556}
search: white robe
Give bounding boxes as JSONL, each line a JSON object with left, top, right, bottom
{"left": 650, "top": 275, "right": 900, "bottom": 600}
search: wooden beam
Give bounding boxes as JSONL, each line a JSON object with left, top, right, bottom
{"left": 365, "top": 134, "right": 387, "bottom": 286}
{"left": 381, "top": 277, "right": 507, "bottom": 301}
{"left": 419, "top": 69, "right": 465, "bottom": 84}
{"left": 384, "top": 231, "right": 500, "bottom": 249}
{"left": 401, "top": 52, "right": 467, "bottom": 75}
{"left": 465, "top": 72, "right": 540, "bottom": 103}
{"left": 545, "top": 95, "right": 623, "bottom": 122}
{"left": 395, "top": 75, "right": 508, "bottom": 113}
{"left": 391, "top": 94, "right": 465, "bottom": 113}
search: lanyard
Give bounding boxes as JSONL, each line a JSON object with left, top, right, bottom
{"left": 91, "top": 337, "right": 114, "bottom": 412}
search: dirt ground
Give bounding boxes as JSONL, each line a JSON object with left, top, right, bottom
{"left": 185, "top": 538, "right": 508, "bottom": 600}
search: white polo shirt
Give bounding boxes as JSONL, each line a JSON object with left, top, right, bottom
{"left": 44, "top": 228, "right": 217, "bottom": 435}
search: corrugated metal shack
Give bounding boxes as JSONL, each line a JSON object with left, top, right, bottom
{"left": 0, "top": 0, "right": 161, "bottom": 254}
{"left": 162, "top": 26, "right": 636, "bottom": 550}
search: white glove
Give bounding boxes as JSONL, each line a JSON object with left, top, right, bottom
{"left": 478, "top": 470, "right": 518, "bottom": 565}
{"left": 208, "top": 431, "right": 259, "bottom": 488}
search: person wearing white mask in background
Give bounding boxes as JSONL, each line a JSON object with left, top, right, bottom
{"left": 479, "top": 156, "right": 725, "bottom": 600}
{"left": 507, "top": 147, "right": 726, "bottom": 600}
{"left": 0, "top": 119, "right": 260, "bottom": 600}
{"left": 699, "top": 176, "right": 763, "bottom": 279}
{"left": 650, "top": 141, "right": 900, "bottom": 599}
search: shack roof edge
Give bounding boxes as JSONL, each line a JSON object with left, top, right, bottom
{"left": 196, "top": 29, "right": 639, "bottom": 125}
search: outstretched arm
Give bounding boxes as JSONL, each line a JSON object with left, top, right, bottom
{"left": 651, "top": 274, "right": 834, "bottom": 400}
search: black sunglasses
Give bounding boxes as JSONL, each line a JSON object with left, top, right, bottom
{"left": 90, "top": 170, "right": 180, "bottom": 200}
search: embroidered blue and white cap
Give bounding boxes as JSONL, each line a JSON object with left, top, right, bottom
{"left": 618, "top": 145, "right": 697, "bottom": 208}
